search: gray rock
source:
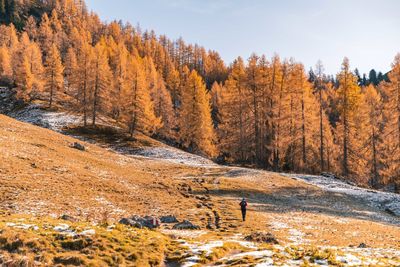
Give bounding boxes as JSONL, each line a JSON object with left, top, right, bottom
{"left": 358, "top": 243, "right": 368, "bottom": 248}
{"left": 173, "top": 220, "right": 200, "bottom": 230}
{"left": 160, "top": 215, "right": 179, "bottom": 224}
{"left": 71, "top": 142, "right": 85, "bottom": 151}
{"left": 60, "top": 214, "right": 77, "bottom": 222}
{"left": 119, "top": 216, "right": 160, "bottom": 229}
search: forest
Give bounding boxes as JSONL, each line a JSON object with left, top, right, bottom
{"left": 1, "top": 0, "right": 400, "bottom": 190}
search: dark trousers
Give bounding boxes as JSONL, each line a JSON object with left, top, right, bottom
{"left": 241, "top": 209, "right": 246, "bottom": 221}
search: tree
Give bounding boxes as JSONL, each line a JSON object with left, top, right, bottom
{"left": 0, "top": 44, "right": 12, "bottom": 80}
{"left": 64, "top": 47, "right": 78, "bottom": 96}
{"left": 360, "top": 85, "right": 383, "bottom": 186}
{"left": 380, "top": 54, "right": 400, "bottom": 187}
{"left": 44, "top": 43, "right": 64, "bottom": 108}
{"left": 336, "top": 58, "right": 362, "bottom": 177}
{"left": 180, "top": 70, "right": 217, "bottom": 157}
{"left": 91, "top": 42, "right": 112, "bottom": 126}
{"left": 144, "top": 56, "right": 175, "bottom": 139}
{"left": 15, "top": 55, "right": 33, "bottom": 100}
{"left": 122, "top": 54, "right": 161, "bottom": 136}
{"left": 76, "top": 42, "right": 94, "bottom": 127}
{"left": 315, "top": 60, "right": 326, "bottom": 171}
{"left": 219, "top": 57, "right": 250, "bottom": 162}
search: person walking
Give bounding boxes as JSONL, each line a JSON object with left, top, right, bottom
{"left": 239, "top": 198, "right": 247, "bottom": 222}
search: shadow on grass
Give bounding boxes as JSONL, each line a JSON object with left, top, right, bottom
{"left": 191, "top": 186, "right": 400, "bottom": 227}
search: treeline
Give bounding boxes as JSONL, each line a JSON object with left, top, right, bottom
{"left": 0, "top": 0, "right": 400, "bottom": 190}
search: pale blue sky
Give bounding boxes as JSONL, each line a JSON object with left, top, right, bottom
{"left": 86, "top": 0, "right": 400, "bottom": 75}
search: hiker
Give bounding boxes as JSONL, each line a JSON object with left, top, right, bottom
{"left": 239, "top": 198, "right": 247, "bottom": 221}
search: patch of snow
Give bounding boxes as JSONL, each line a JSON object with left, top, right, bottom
{"left": 221, "top": 249, "right": 274, "bottom": 261}
{"left": 6, "top": 222, "right": 39, "bottom": 231}
{"left": 119, "top": 146, "right": 218, "bottom": 168}
{"left": 53, "top": 224, "right": 70, "bottom": 232}
{"left": 336, "top": 254, "right": 362, "bottom": 266}
{"left": 80, "top": 229, "right": 96, "bottom": 236}
{"left": 162, "top": 229, "right": 207, "bottom": 239}
{"left": 8, "top": 104, "right": 81, "bottom": 132}
{"left": 283, "top": 173, "right": 400, "bottom": 221}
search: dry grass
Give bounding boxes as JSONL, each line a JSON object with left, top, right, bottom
{"left": 1, "top": 113, "right": 400, "bottom": 256}
{"left": 0, "top": 215, "right": 186, "bottom": 266}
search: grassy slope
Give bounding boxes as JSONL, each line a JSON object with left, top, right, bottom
{"left": 1, "top": 114, "right": 400, "bottom": 266}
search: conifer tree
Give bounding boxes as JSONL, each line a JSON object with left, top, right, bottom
{"left": 360, "top": 85, "right": 383, "bottom": 186}
{"left": 91, "top": 42, "right": 112, "bottom": 125}
{"left": 144, "top": 56, "right": 175, "bottom": 138}
{"left": 180, "top": 70, "right": 216, "bottom": 157}
{"left": 0, "top": 44, "right": 12, "bottom": 80}
{"left": 77, "top": 41, "right": 94, "bottom": 127}
{"left": 336, "top": 58, "right": 362, "bottom": 177}
{"left": 64, "top": 47, "right": 78, "bottom": 96}
{"left": 219, "top": 57, "right": 250, "bottom": 162}
{"left": 122, "top": 54, "right": 161, "bottom": 136}
{"left": 44, "top": 44, "right": 64, "bottom": 108}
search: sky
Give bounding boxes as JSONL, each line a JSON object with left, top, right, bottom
{"left": 85, "top": 0, "right": 400, "bottom": 75}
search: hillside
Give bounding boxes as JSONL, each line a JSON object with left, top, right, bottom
{"left": 1, "top": 114, "right": 400, "bottom": 266}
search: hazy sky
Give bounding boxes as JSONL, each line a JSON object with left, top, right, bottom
{"left": 86, "top": 0, "right": 400, "bottom": 75}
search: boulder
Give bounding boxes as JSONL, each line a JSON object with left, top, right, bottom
{"left": 119, "top": 216, "right": 160, "bottom": 229}
{"left": 172, "top": 220, "right": 200, "bottom": 230}
{"left": 160, "top": 215, "right": 179, "bottom": 224}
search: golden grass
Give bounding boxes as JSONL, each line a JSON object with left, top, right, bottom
{"left": 0, "top": 215, "right": 186, "bottom": 267}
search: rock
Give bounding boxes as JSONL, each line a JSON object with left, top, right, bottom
{"left": 119, "top": 218, "right": 142, "bottom": 228}
{"left": 119, "top": 216, "right": 160, "bottom": 229}
{"left": 160, "top": 215, "right": 179, "bottom": 224}
{"left": 60, "top": 214, "right": 77, "bottom": 222}
{"left": 244, "top": 232, "right": 279, "bottom": 244}
{"left": 71, "top": 142, "right": 85, "bottom": 151}
{"left": 173, "top": 220, "right": 200, "bottom": 230}
{"left": 358, "top": 243, "right": 367, "bottom": 248}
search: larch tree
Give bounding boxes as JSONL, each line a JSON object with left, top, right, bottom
{"left": 64, "top": 47, "right": 78, "bottom": 96}
{"left": 315, "top": 60, "right": 326, "bottom": 171}
{"left": 91, "top": 42, "right": 112, "bottom": 126}
{"left": 77, "top": 41, "right": 94, "bottom": 127}
{"left": 219, "top": 57, "right": 250, "bottom": 162}
{"left": 122, "top": 54, "right": 161, "bottom": 136}
{"left": 180, "top": 70, "right": 217, "bottom": 157}
{"left": 44, "top": 43, "right": 64, "bottom": 108}
{"left": 144, "top": 56, "right": 175, "bottom": 139}
{"left": 15, "top": 54, "right": 34, "bottom": 100}
{"left": 336, "top": 58, "right": 362, "bottom": 178}
{"left": 360, "top": 85, "right": 383, "bottom": 186}
{"left": 380, "top": 54, "right": 400, "bottom": 187}
{"left": 0, "top": 44, "right": 12, "bottom": 80}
